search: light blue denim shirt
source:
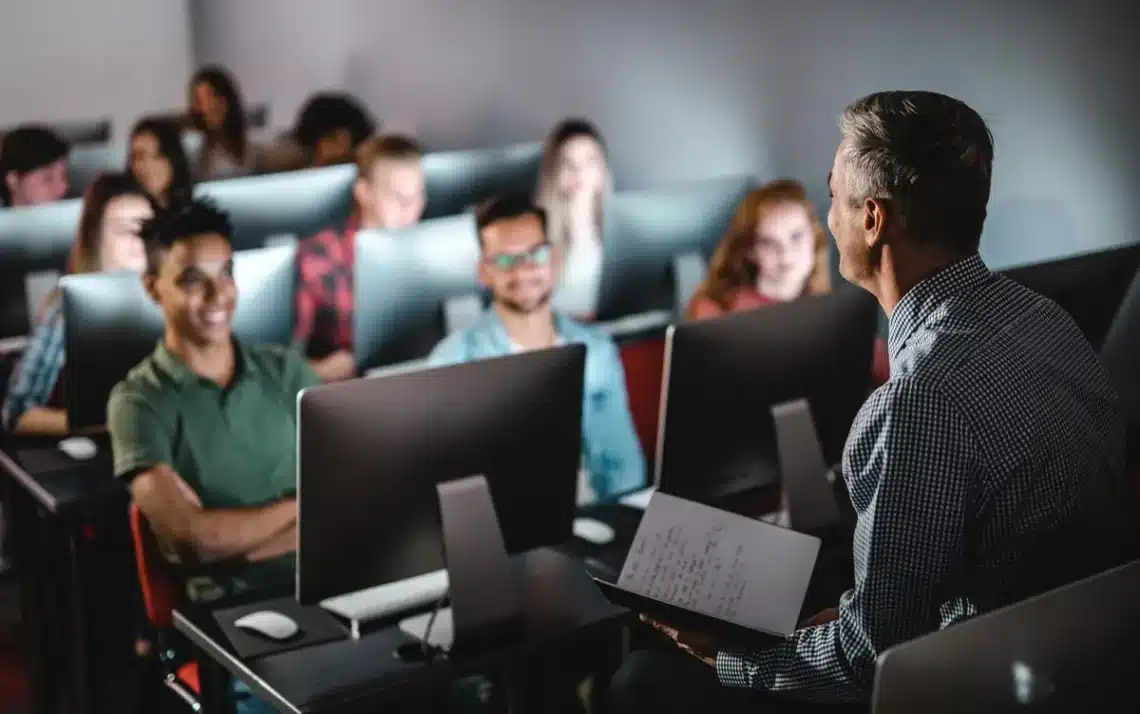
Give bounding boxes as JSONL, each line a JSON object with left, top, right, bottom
{"left": 428, "top": 309, "right": 647, "bottom": 501}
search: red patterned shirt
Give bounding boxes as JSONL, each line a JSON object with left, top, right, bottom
{"left": 294, "top": 214, "right": 360, "bottom": 359}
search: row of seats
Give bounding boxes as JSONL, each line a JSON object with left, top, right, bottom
{"left": 0, "top": 140, "right": 546, "bottom": 340}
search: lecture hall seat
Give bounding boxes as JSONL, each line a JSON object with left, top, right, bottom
{"left": 128, "top": 505, "right": 200, "bottom": 710}
{"left": 618, "top": 337, "right": 667, "bottom": 473}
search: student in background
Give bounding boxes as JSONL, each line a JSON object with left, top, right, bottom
{"left": 688, "top": 180, "right": 890, "bottom": 384}
{"left": 2, "top": 174, "right": 153, "bottom": 434}
{"left": 429, "top": 193, "right": 645, "bottom": 503}
{"left": 128, "top": 117, "right": 193, "bottom": 209}
{"left": 0, "top": 125, "right": 69, "bottom": 207}
{"left": 292, "top": 92, "right": 377, "bottom": 168}
{"left": 188, "top": 66, "right": 259, "bottom": 179}
{"left": 294, "top": 134, "right": 426, "bottom": 382}
{"left": 536, "top": 119, "right": 612, "bottom": 321}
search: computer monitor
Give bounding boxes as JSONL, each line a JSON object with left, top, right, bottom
{"left": 352, "top": 214, "right": 484, "bottom": 371}
{"left": 66, "top": 142, "right": 125, "bottom": 199}
{"left": 0, "top": 199, "right": 83, "bottom": 338}
{"left": 1000, "top": 242, "right": 1140, "bottom": 350}
{"left": 656, "top": 285, "right": 879, "bottom": 505}
{"left": 1100, "top": 263, "right": 1140, "bottom": 447}
{"left": 62, "top": 244, "right": 297, "bottom": 430}
{"left": 597, "top": 174, "right": 754, "bottom": 321}
{"left": 421, "top": 141, "right": 543, "bottom": 220}
{"left": 296, "top": 344, "right": 585, "bottom": 605}
{"left": 871, "top": 560, "right": 1140, "bottom": 714}
{"left": 196, "top": 164, "right": 355, "bottom": 251}
{"left": 52, "top": 118, "right": 112, "bottom": 146}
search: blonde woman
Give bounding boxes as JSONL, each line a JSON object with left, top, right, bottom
{"left": 536, "top": 118, "right": 612, "bottom": 320}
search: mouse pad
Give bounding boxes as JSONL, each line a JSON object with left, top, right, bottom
{"left": 213, "top": 596, "right": 348, "bottom": 660}
{"left": 16, "top": 447, "right": 108, "bottom": 475}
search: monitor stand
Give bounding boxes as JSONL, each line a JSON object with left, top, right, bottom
{"left": 320, "top": 569, "right": 449, "bottom": 640}
{"left": 772, "top": 399, "right": 842, "bottom": 533}
{"left": 394, "top": 474, "right": 524, "bottom": 662}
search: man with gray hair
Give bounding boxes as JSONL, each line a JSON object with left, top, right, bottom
{"left": 608, "top": 90, "right": 1133, "bottom": 712}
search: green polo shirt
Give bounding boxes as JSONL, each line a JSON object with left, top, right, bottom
{"left": 107, "top": 339, "right": 320, "bottom": 601}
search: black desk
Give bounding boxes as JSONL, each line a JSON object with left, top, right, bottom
{"left": 175, "top": 548, "right": 627, "bottom": 714}
{"left": 0, "top": 437, "right": 124, "bottom": 714}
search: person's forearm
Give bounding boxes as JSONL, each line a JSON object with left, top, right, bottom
{"left": 245, "top": 522, "right": 297, "bottom": 562}
{"left": 187, "top": 499, "right": 297, "bottom": 563}
{"left": 14, "top": 406, "right": 68, "bottom": 435}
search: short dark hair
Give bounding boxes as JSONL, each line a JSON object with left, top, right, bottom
{"left": 0, "top": 125, "right": 69, "bottom": 203}
{"left": 294, "top": 93, "right": 376, "bottom": 151}
{"left": 839, "top": 90, "right": 994, "bottom": 255}
{"left": 474, "top": 193, "right": 548, "bottom": 246}
{"left": 141, "top": 197, "right": 233, "bottom": 275}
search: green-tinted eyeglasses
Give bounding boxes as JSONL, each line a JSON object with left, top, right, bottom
{"left": 484, "top": 243, "right": 552, "bottom": 271}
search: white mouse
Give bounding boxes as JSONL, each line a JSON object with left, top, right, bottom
{"left": 58, "top": 436, "right": 98, "bottom": 461}
{"left": 573, "top": 517, "right": 616, "bottom": 545}
{"left": 234, "top": 610, "right": 300, "bottom": 640}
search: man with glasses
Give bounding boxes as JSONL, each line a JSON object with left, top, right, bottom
{"left": 428, "top": 192, "right": 646, "bottom": 504}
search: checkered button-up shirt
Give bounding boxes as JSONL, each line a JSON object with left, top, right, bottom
{"left": 716, "top": 253, "right": 1129, "bottom": 702}
{"left": 2, "top": 294, "right": 66, "bottom": 431}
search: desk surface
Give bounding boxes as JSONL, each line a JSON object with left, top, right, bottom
{"left": 174, "top": 548, "right": 626, "bottom": 714}
{"left": 0, "top": 436, "right": 120, "bottom": 515}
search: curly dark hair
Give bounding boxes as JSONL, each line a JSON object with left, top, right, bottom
{"left": 141, "top": 197, "right": 232, "bottom": 275}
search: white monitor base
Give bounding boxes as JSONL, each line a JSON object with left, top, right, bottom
{"left": 319, "top": 569, "right": 449, "bottom": 639}
{"left": 398, "top": 607, "right": 454, "bottom": 651}
{"left": 618, "top": 487, "right": 655, "bottom": 510}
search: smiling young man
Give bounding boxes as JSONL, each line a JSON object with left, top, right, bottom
{"left": 428, "top": 192, "right": 645, "bottom": 503}
{"left": 107, "top": 199, "right": 318, "bottom": 714}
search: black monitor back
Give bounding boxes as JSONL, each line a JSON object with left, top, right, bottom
{"left": 352, "top": 215, "right": 484, "bottom": 371}
{"left": 1100, "top": 263, "right": 1140, "bottom": 449}
{"left": 598, "top": 175, "right": 753, "bottom": 321}
{"left": 196, "top": 164, "right": 355, "bottom": 251}
{"left": 0, "top": 199, "right": 82, "bottom": 338}
{"left": 1000, "top": 243, "right": 1140, "bottom": 351}
{"left": 62, "top": 244, "right": 297, "bottom": 430}
{"left": 658, "top": 285, "right": 879, "bottom": 504}
{"left": 872, "top": 560, "right": 1140, "bottom": 714}
{"left": 422, "top": 142, "right": 543, "bottom": 220}
{"left": 297, "top": 344, "right": 584, "bottom": 604}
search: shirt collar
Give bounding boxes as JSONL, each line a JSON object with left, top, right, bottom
{"left": 152, "top": 338, "right": 253, "bottom": 388}
{"left": 887, "top": 252, "right": 990, "bottom": 362}
{"left": 483, "top": 307, "right": 570, "bottom": 351}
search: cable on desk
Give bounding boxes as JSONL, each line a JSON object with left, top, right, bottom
{"left": 420, "top": 592, "right": 447, "bottom": 660}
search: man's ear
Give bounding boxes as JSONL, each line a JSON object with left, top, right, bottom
{"left": 862, "top": 197, "right": 889, "bottom": 249}
{"left": 4, "top": 172, "right": 17, "bottom": 197}
{"left": 142, "top": 272, "right": 160, "bottom": 303}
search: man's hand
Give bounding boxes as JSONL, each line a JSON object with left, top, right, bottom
{"left": 641, "top": 615, "right": 720, "bottom": 667}
{"left": 799, "top": 607, "right": 839, "bottom": 629}
{"left": 312, "top": 350, "right": 356, "bottom": 383}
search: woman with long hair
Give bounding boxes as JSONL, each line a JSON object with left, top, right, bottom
{"left": 188, "top": 66, "right": 257, "bottom": 179}
{"left": 128, "top": 117, "right": 193, "bottom": 208}
{"left": 688, "top": 179, "right": 831, "bottom": 319}
{"left": 1, "top": 174, "right": 153, "bottom": 435}
{"left": 688, "top": 178, "right": 890, "bottom": 383}
{"left": 536, "top": 118, "right": 613, "bottom": 320}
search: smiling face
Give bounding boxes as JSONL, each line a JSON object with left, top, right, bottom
{"left": 752, "top": 202, "right": 818, "bottom": 302}
{"left": 555, "top": 135, "right": 608, "bottom": 202}
{"left": 191, "top": 81, "right": 227, "bottom": 134}
{"left": 129, "top": 131, "right": 173, "bottom": 203}
{"left": 479, "top": 213, "right": 559, "bottom": 315}
{"left": 6, "top": 158, "right": 69, "bottom": 207}
{"left": 827, "top": 145, "right": 876, "bottom": 289}
{"left": 146, "top": 233, "right": 237, "bottom": 348}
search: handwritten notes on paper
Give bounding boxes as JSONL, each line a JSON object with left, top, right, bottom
{"left": 617, "top": 491, "right": 821, "bottom": 635}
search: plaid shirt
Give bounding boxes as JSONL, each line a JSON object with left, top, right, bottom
{"left": 2, "top": 294, "right": 66, "bottom": 431}
{"left": 294, "top": 215, "right": 360, "bottom": 360}
{"left": 716, "top": 254, "right": 1128, "bottom": 702}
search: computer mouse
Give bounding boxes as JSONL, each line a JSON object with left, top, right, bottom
{"left": 58, "top": 436, "right": 97, "bottom": 461}
{"left": 573, "top": 517, "right": 616, "bottom": 545}
{"left": 234, "top": 610, "right": 300, "bottom": 641}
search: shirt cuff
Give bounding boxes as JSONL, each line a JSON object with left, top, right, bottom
{"left": 716, "top": 647, "right": 753, "bottom": 688}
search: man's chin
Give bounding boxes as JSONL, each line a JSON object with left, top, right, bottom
{"left": 500, "top": 296, "right": 550, "bottom": 315}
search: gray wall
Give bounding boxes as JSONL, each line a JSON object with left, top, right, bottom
{"left": 190, "top": 0, "right": 1137, "bottom": 266}
{"left": 0, "top": 0, "right": 192, "bottom": 139}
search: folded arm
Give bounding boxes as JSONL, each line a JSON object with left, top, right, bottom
{"left": 130, "top": 464, "right": 297, "bottom": 565}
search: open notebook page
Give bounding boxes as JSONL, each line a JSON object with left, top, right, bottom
{"left": 617, "top": 491, "right": 819, "bottom": 637}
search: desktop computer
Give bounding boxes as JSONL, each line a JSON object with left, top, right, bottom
{"left": 872, "top": 560, "right": 1140, "bottom": 713}
{"left": 0, "top": 198, "right": 84, "bottom": 338}
{"left": 196, "top": 164, "right": 356, "bottom": 251}
{"left": 296, "top": 345, "right": 585, "bottom": 636}
{"left": 351, "top": 214, "right": 484, "bottom": 372}
{"left": 651, "top": 285, "right": 879, "bottom": 507}
{"left": 62, "top": 244, "right": 297, "bottom": 430}
{"left": 421, "top": 142, "right": 543, "bottom": 220}
{"left": 1001, "top": 242, "right": 1140, "bottom": 351}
